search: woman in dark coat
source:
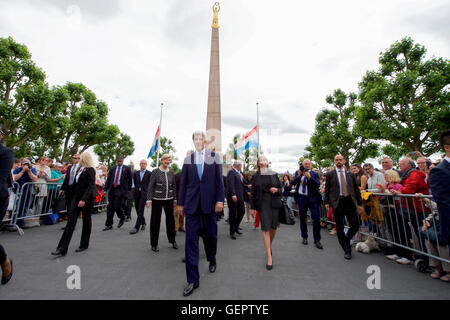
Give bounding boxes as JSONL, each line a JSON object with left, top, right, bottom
{"left": 250, "top": 156, "right": 282, "bottom": 270}
{"left": 52, "top": 152, "right": 96, "bottom": 256}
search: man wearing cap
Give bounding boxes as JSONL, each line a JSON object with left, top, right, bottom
{"left": 13, "top": 158, "right": 38, "bottom": 224}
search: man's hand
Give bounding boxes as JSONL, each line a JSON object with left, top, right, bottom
{"left": 146, "top": 201, "right": 152, "bottom": 208}
{"left": 357, "top": 206, "right": 364, "bottom": 214}
{"left": 173, "top": 200, "right": 177, "bottom": 207}
{"left": 58, "top": 190, "right": 64, "bottom": 196}
{"left": 251, "top": 209, "right": 256, "bottom": 218}
{"left": 179, "top": 206, "right": 184, "bottom": 216}
{"left": 215, "top": 202, "right": 223, "bottom": 213}
{"left": 304, "top": 171, "right": 311, "bottom": 179}
{"left": 325, "top": 204, "right": 329, "bottom": 212}
{"left": 270, "top": 187, "right": 278, "bottom": 194}
{"left": 232, "top": 196, "right": 238, "bottom": 203}
{"left": 376, "top": 183, "right": 385, "bottom": 193}
{"left": 78, "top": 200, "right": 85, "bottom": 208}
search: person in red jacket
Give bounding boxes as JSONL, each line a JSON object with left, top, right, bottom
{"left": 389, "top": 157, "right": 431, "bottom": 261}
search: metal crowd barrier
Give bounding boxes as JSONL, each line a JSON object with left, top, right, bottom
{"left": 318, "top": 192, "right": 449, "bottom": 267}
{"left": 3, "top": 182, "right": 109, "bottom": 235}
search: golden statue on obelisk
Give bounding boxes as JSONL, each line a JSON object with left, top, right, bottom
{"left": 205, "top": 2, "right": 222, "bottom": 153}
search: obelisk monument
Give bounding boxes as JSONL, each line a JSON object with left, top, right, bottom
{"left": 205, "top": 2, "right": 222, "bottom": 153}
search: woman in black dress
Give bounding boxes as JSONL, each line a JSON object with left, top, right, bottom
{"left": 52, "top": 152, "right": 96, "bottom": 256}
{"left": 250, "top": 156, "right": 282, "bottom": 270}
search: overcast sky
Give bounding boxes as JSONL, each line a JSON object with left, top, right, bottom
{"left": 1, "top": 0, "right": 449, "bottom": 172}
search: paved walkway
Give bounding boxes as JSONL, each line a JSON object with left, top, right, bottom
{"left": 0, "top": 208, "right": 449, "bottom": 299}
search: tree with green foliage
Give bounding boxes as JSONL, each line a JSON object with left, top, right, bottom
{"left": 94, "top": 130, "right": 135, "bottom": 167}
{"left": 0, "top": 36, "right": 65, "bottom": 156}
{"left": 305, "top": 89, "right": 379, "bottom": 166}
{"left": 149, "top": 136, "right": 177, "bottom": 168}
{"left": 356, "top": 37, "right": 450, "bottom": 158}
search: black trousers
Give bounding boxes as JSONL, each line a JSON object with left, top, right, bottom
{"left": 150, "top": 199, "right": 176, "bottom": 247}
{"left": 122, "top": 191, "right": 133, "bottom": 218}
{"left": 384, "top": 206, "right": 413, "bottom": 259}
{"left": 0, "top": 196, "right": 8, "bottom": 224}
{"left": 334, "top": 196, "right": 360, "bottom": 253}
{"left": 134, "top": 194, "right": 147, "bottom": 229}
{"left": 105, "top": 187, "right": 125, "bottom": 227}
{"left": 56, "top": 197, "right": 92, "bottom": 253}
{"left": 0, "top": 244, "right": 6, "bottom": 264}
{"left": 227, "top": 198, "right": 245, "bottom": 235}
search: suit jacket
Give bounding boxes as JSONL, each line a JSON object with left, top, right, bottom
{"left": 429, "top": 159, "right": 450, "bottom": 244}
{"left": 250, "top": 171, "right": 283, "bottom": 211}
{"left": 178, "top": 150, "right": 225, "bottom": 215}
{"left": 324, "top": 168, "right": 362, "bottom": 209}
{"left": 60, "top": 164, "right": 80, "bottom": 197}
{"left": 104, "top": 164, "right": 132, "bottom": 194}
{"left": 226, "top": 169, "right": 245, "bottom": 201}
{"left": 72, "top": 167, "right": 96, "bottom": 203}
{"left": 0, "top": 144, "right": 14, "bottom": 199}
{"left": 133, "top": 169, "right": 152, "bottom": 199}
{"left": 291, "top": 170, "right": 320, "bottom": 199}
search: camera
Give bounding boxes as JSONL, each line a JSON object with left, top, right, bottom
{"left": 298, "top": 161, "right": 305, "bottom": 173}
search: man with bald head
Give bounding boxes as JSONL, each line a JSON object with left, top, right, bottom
{"left": 130, "top": 159, "right": 152, "bottom": 234}
{"left": 324, "top": 155, "right": 363, "bottom": 260}
{"left": 291, "top": 159, "right": 322, "bottom": 249}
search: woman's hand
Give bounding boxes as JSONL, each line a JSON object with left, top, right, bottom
{"left": 146, "top": 201, "right": 152, "bottom": 208}
{"left": 251, "top": 209, "right": 256, "bottom": 218}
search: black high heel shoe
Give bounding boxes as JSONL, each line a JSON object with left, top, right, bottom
{"left": 266, "top": 264, "right": 273, "bottom": 270}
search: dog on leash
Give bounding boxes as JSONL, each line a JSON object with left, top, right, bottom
{"left": 355, "top": 234, "right": 380, "bottom": 254}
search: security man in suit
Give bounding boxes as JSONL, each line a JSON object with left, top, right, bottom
{"left": 178, "top": 131, "right": 225, "bottom": 297}
{"left": 130, "top": 159, "right": 152, "bottom": 234}
{"left": 226, "top": 160, "right": 245, "bottom": 239}
{"left": 59, "top": 154, "right": 81, "bottom": 221}
{"left": 103, "top": 156, "right": 132, "bottom": 230}
{"left": 324, "top": 154, "right": 363, "bottom": 260}
{"left": 429, "top": 130, "right": 450, "bottom": 247}
{"left": 291, "top": 159, "right": 323, "bottom": 249}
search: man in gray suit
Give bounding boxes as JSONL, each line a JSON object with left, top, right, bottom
{"left": 324, "top": 154, "right": 363, "bottom": 260}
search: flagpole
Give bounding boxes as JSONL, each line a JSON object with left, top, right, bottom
{"left": 156, "top": 103, "right": 163, "bottom": 168}
{"left": 256, "top": 102, "right": 260, "bottom": 158}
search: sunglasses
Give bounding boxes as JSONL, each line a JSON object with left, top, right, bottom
{"left": 73, "top": 157, "right": 80, "bottom": 159}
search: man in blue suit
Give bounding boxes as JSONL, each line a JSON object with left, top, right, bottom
{"left": 178, "top": 131, "right": 224, "bottom": 297}
{"left": 226, "top": 160, "right": 245, "bottom": 239}
{"left": 429, "top": 130, "right": 450, "bottom": 247}
{"left": 291, "top": 159, "right": 323, "bottom": 249}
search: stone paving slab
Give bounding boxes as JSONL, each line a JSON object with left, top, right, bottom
{"left": 0, "top": 208, "right": 449, "bottom": 300}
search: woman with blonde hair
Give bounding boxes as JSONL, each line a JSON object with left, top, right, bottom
{"left": 146, "top": 154, "right": 178, "bottom": 252}
{"left": 52, "top": 152, "right": 96, "bottom": 256}
{"left": 250, "top": 156, "right": 282, "bottom": 270}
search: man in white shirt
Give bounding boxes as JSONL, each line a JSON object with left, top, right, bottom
{"left": 363, "top": 163, "right": 386, "bottom": 192}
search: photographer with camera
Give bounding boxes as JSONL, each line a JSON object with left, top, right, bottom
{"left": 13, "top": 158, "right": 38, "bottom": 225}
{"left": 291, "top": 159, "right": 323, "bottom": 249}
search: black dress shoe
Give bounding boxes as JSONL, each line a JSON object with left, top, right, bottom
{"left": 103, "top": 226, "right": 112, "bottom": 231}
{"left": 141, "top": 224, "right": 146, "bottom": 231}
{"left": 314, "top": 241, "right": 323, "bottom": 249}
{"left": 178, "top": 228, "right": 185, "bottom": 232}
{"left": 117, "top": 218, "right": 125, "bottom": 228}
{"left": 1, "top": 259, "right": 13, "bottom": 285}
{"left": 129, "top": 228, "right": 139, "bottom": 234}
{"left": 182, "top": 257, "right": 186, "bottom": 263}
{"left": 266, "top": 264, "right": 273, "bottom": 270}
{"left": 51, "top": 250, "right": 66, "bottom": 257}
{"left": 151, "top": 246, "right": 159, "bottom": 252}
{"left": 238, "top": 227, "right": 242, "bottom": 230}
{"left": 236, "top": 230, "right": 242, "bottom": 235}
{"left": 209, "top": 263, "right": 216, "bottom": 273}
{"left": 75, "top": 247, "right": 87, "bottom": 253}
{"left": 230, "top": 234, "right": 237, "bottom": 240}
{"left": 344, "top": 251, "right": 352, "bottom": 260}
{"left": 183, "top": 282, "right": 199, "bottom": 297}
{"left": 172, "top": 242, "right": 179, "bottom": 249}
{"left": 302, "top": 238, "right": 308, "bottom": 245}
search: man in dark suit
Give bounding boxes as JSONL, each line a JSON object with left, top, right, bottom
{"left": 429, "top": 130, "right": 450, "bottom": 246}
{"left": 292, "top": 159, "right": 323, "bottom": 249}
{"left": 59, "top": 154, "right": 81, "bottom": 222}
{"left": 0, "top": 124, "right": 14, "bottom": 284}
{"left": 103, "top": 156, "right": 132, "bottom": 230}
{"left": 178, "top": 131, "right": 225, "bottom": 297}
{"left": 324, "top": 154, "right": 363, "bottom": 260}
{"left": 130, "top": 159, "right": 152, "bottom": 234}
{"left": 226, "top": 160, "right": 245, "bottom": 239}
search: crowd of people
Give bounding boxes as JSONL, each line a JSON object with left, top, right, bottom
{"left": 1, "top": 126, "right": 449, "bottom": 292}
